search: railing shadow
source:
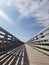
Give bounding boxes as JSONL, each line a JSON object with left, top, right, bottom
{"left": 0, "top": 44, "right": 30, "bottom": 65}
{"left": 10, "top": 44, "right": 30, "bottom": 65}
{"left": 33, "top": 46, "right": 49, "bottom": 56}
{"left": 23, "top": 45, "right": 29, "bottom": 65}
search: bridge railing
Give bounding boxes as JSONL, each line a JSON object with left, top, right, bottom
{"left": 27, "top": 26, "right": 49, "bottom": 55}
{"left": 0, "top": 27, "right": 23, "bottom": 51}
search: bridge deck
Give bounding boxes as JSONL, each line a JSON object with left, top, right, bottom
{"left": 0, "top": 44, "right": 49, "bottom": 65}
{"left": 25, "top": 44, "right": 49, "bottom": 65}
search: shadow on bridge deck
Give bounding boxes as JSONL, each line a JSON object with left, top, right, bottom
{"left": 0, "top": 44, "right": 29, "bottom": 65}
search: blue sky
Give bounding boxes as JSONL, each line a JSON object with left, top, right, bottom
{"left": 0, "top": 0, "right": 49, "bottom": 42}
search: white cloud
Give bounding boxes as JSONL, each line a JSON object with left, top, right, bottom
{"left": 0, "top": 0, "right": 39, "bottom": 16}
{"left": 0, "top": 10, "right": 14, "bottom": 25}
{"left": 0, "top": 0, "right": 49, "bottom": 26}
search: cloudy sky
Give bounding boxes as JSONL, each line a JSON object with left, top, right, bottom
{"left": 0, "top": 0, "right": 49, "bottom": 42}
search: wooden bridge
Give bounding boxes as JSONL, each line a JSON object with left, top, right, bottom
{"left": 0, "top": 27, "right": 49, "bottom": 65}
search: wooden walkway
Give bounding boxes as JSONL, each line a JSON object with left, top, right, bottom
{"left": 0, "top": 44, "right": 49, "bottom": 65}
{"left": 25, "top": 44, "right": 49, "bottom": 65}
